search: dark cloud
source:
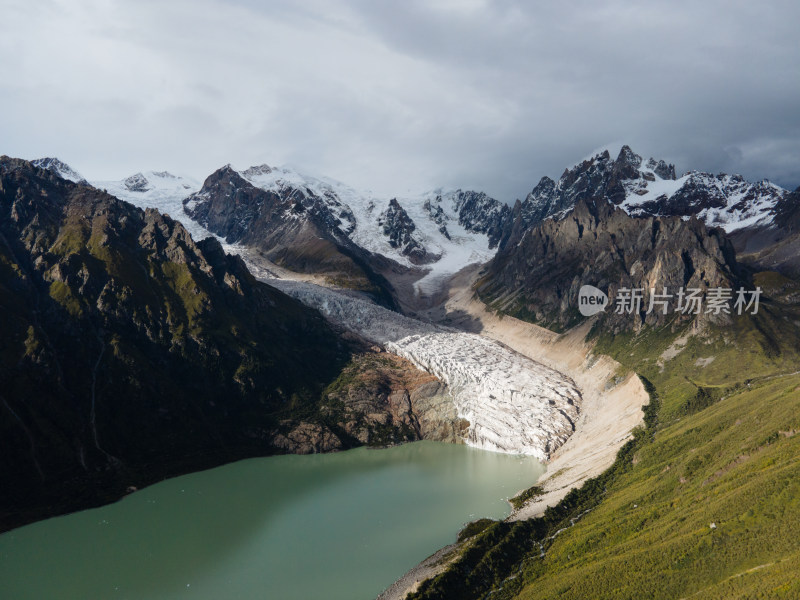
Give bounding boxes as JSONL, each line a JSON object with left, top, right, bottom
{"left": 1, "top": 0, "right": 798, "bottom": 199}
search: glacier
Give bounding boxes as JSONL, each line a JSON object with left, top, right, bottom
{"left": 266, "top": 278, "right": 581, "bottom": 460}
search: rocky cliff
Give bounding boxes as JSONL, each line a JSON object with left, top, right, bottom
{"left": 444, "top": 190, "right": 512, "bottom": 249}
{"left": 379, "top": 198, "right": 435, "bottom": 264}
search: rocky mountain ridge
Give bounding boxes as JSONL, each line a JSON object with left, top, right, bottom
{"left": 513, "top": 145, "right": 788, "bottom": 243}
{"left": 730, "top": 185, "right": 800, "bottom": 277}
{"left": 34, "top": 149, "right": 795, "bottom": 297}
{"left": 36, "top": 151, "right": 799, "bottom": 311}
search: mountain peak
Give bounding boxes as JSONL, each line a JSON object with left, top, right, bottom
{"left": 241, "top": 164, "right": 274, "bottom": 179}
{"left": 378, "top": 198, "right": 435, "bottom": 265}
{"left": 616, "top": 145, "right": 642, "bottom": 168}
{"left": 645, "top": 157, "right": 677, "bottom": 180}
{"left": 515, "top": 145, "right": 784, "bottom": 235}
{"left": 31, "top": 157, "right": 87, "bottom": 184}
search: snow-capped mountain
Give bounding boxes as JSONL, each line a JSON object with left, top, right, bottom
{"left": 520, "top": 145, "right": 788, "bottom": 234}
{"left": 624, "top": 172, "right": 787, "bottom": 232}
{"left": 187, "top": 163, "right": 511, "bottom": 294}
{"left": 31, "top": 157, "right": 87, "bottom": 184}
{"left": 32, "top": 150, "right": 795, "bottom": 301}
{"left": 92, "top": 170, "right": 207, "bottom": 241}
{"left": 32, "top": 158, "right": 510, "bottom": 301}
{"left": 732, "top": 185, "right": 800, "bottom": 277}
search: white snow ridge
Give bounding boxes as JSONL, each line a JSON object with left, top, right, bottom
{"left": 267, "top": 279, "right": 581, "bottom": 460}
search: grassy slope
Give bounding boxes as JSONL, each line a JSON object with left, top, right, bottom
{"left": 410, "top": 272, "right": 800, "bottom": 599}
{"left": 513, "top": 275, "right": 800, "bottom": 599}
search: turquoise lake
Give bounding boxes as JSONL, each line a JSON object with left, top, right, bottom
{"left": 0, "top": 441, "right": 544, "bottom": 599}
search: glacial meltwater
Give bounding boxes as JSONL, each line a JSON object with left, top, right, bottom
{"left": 0, "top": 441, "right": 544, "bottom": 600}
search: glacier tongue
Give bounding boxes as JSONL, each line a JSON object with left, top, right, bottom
{"left": 268, "top": 279, "right": 580, "bottom": 460}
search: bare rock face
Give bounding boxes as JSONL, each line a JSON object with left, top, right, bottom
{"left": 379, "top": 198, "right": 434, "bottom": 265}
{"left": 646, "top": 157, "right": 677, "bottom": 181}
{"left": 324, "top": 353, "right": 462, "bottom": 446}
{"left": 123, "top": 172, "right": 151, "bottom": 192}
{"left": 408, "top": 381, "right": 468, "bottom": 443}
{"left": 448, "top": 190, "right": 512, "bottom": 249}
{"left": 270, "top": 352, "right": 462, "bottom": 453}
{"left": 478, "top": 196, "right": 742, "bottom": 332}
{"left": 272, "top": 423, "right": 343, "bottom": 454}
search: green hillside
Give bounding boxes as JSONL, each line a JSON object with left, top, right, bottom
{"left": 410, "top": 272, "right": 800, "bottom": 599}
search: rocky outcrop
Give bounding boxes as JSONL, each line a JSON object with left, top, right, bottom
{"left": 262, "top": 351, "right": 461, "bottom": 454}
{"left": 379, "top": 198, "right": 434, "bottom": 264}
{"left": 123, "top": 172, "right": 151, "bottom": 192}
{"left": 423, "top": 198, "right": 451, "bottom": 239}
{"left": 646, "top": 157, "right": 677, "bottom": 181}
{"left": 320, "top": 352, "right": 464, "bottom": 447}
{"left": 448, "top": 190, "right": 512, "bottom": 249}
{"left": 478, "top": 196, "right": 742, "bottom": 331}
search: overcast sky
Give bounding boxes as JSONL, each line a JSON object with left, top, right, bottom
{"left": 1, "top": 0, "right": 798, "bottom": 201}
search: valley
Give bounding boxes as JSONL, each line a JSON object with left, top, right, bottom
{"left": 2, "top": 145, "right": 799, "bottom": 599}
{"left": 4, "top": 2, "right": 799, "bottom": 597}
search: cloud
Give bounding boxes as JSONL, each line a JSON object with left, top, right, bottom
{"left": 1, "top": 0, "right": 798, "bottom": 200}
